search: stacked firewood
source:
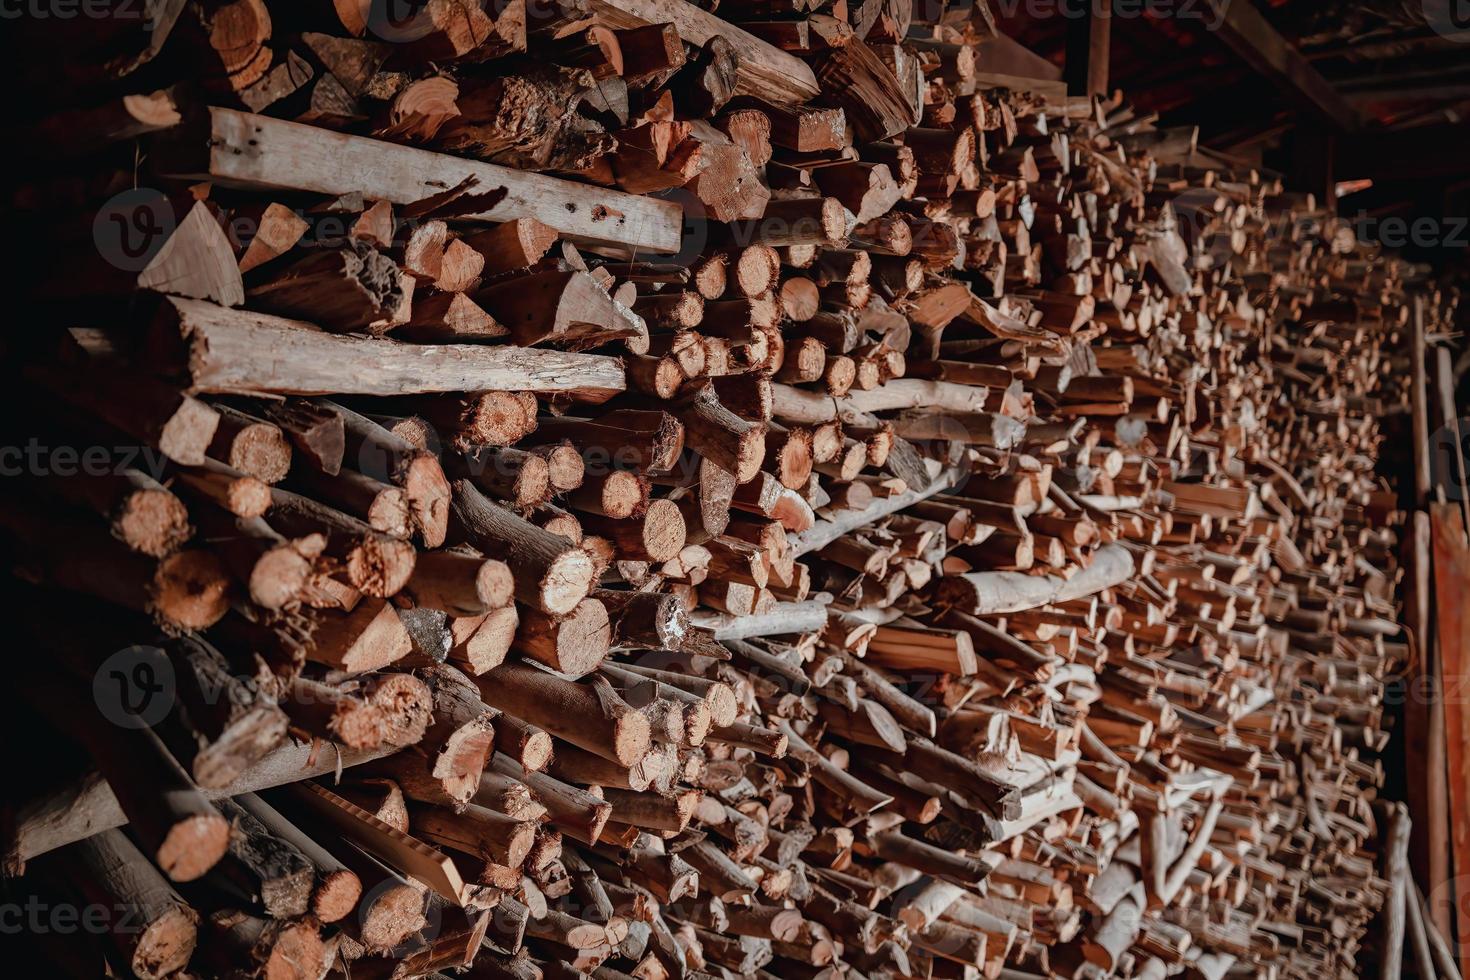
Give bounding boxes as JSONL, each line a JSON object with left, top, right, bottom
{"left": 4, "top": 1, "right": 1444, "bottom": 978}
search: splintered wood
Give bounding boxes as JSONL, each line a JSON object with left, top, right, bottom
{"left": 7, "top": 1, "right": 1441, "bottom": 978}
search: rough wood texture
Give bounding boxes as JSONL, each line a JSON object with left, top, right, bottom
{"left": 159, "top": 108, "right": 684, "bottom": 252}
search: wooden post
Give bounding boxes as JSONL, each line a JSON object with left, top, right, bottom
{"left": 1063, "top": 0, "right": 1111, "bottom": 99}
{"left": 1414, "top": 297, "right": 1433, "bottom": 507}
{"left": 1431, "top": 503, "right": 1470, "bottom": 976}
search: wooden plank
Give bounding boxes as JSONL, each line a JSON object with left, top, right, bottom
{"left": 157, "top": 297, "right": 627, "bottom": 402}
{"left": 1202, "top": 0, "right": 1359, "bottom": 131}
{"left": 1403, "top": 511, "right": 1452, "bottom": 939}
{"left": 1430, "top": 502, "right": 1470, "bottom": 975}
{"left": 157, "top": 107, "right": 686, "bottom": 253}
{"left": 289, "top": 782, "right": 473, "bottom": 906}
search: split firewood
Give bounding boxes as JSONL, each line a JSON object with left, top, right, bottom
{"left": 5, "top": 5, "right": 1440, "bottom": 979}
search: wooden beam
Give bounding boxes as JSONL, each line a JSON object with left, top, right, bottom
{"left": 1430, "top": 503, "right": 1470, "bottom": 979}
{"left": 156, "top": 107, "right": 686, "bottom": 254}
{"left": 1202, "top": 0, "right": 1359, "bottom": 131}
{"left": 1288, "top": 121, "right": 1336, "bottom": 214}
{"left": 1063, "top": 0, "right": 1111, "bottom": 98}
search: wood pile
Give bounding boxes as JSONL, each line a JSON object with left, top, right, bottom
{"left": 5, "top": 1, "right": 1448, "bottom": 978}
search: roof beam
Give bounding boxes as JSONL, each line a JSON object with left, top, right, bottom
{"left": 1202, "top": 0, "right": 1359, "bottom": 131}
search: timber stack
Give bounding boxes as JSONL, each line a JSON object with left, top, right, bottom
{"left": 2, "top": 1, "right": 1445, "bottom": 978}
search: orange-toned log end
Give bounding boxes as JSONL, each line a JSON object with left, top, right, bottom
{"left": 513, "top": 454, "right": 551, "bottom": 509}
{"left": 780, "top": 277, "right": 820, "bottom": 322}
{"left": 311, "top": 869, "right": 362, "bottom": 925}
{"left": 818, "top": 197, "right": 849, "bottom": 241}
{"left": 262, "top": 919, "right": 325, "bottom": 980}
{"left": 116, "top": 489, "right": 192, "bottom": 558}
{"left": 328, "top": 699, "right": 387, "bottom": 750}
{"left": 866, "top": 426, "right": 893, "bottom": 467}
{"left": 601, "top": 470, "right": 650, "bottom": 519}
{"left": 552, "top": 598, "right": 612, "bottom": 677}
{"left": 693, "top": 254, "right": 727, "bottom": 299}
{"left": 346, "top": 536, "right": 417, "bottom": 598}
{"left": 824, "top": 355, "right": 857, "bottom": 397}
{"left": 369, "top": 673, "right": 434, "bottom": 747}
{"left": 229, "top": 423, "right": 292, "bottom": 483}
{"left": 455, "top": 606, "right": 518, "bottom": 675}
{"left": 431, "top": 716, "right": 496, "bottom": 804}
{"left": 503, "top": 820, "right": 538, "bottom": 869}
{"left": 519, "top": 727, "right": 555, "bottom": 773}
{"left": 366, "top": 487, "right": 413, "bottom": 539}
{"left": 227, "top": 475, "right": 273, "bottom": 519}
{"left": 157, "top": 813, "right": 231, "bottom": 882}
{"left": 539, "top": 546, "right": 595, "bottom": 616}
{"left": 811, "top": 422, "right": 843, "bottom": 465}
{"left": 735, "top": 427, "right": 768, "bottom": 484}
{"left": 773, "top": 432, "right": 814, "bottom": 490}
{"left": 611, "top": 710, "right": 653, "bottom": 767}
{"left": 634, "top": 354, "right": 684, "bottom": 399}
{"left": 133, "top": 905, "right": 199, "bottom": 980}
{"left": 733, "top": 245, "right": 780, "bottom": 297}
{"left": 641, "top": 498, "right": 688, "bottom": 562}
{"left": 405, "top": 454, "right": 451, "bottom": 548}
{"left": 543, "top": 512, "right": 583, "bottom": 544}
{"left": 683, "top": 700, "right": 713, "bottom": 746}
{"left": 359, "top": 884, "right": 427, "bottom": 953}
{"left": 778, "top": 336, "right": 825, "bottom": 383}
{"left": 916, "top": 794, "right": 944, "bottom": 823}
{"left": 152, "top": 549, "right": 231, "bottom": 630}
{"left": 249, "top": 544, "right": 312, "bottom": 609}
{"left": 468, "top": 391, "right": 539, "bottom": 447}
{"left": 477, "top": 558, "right": 515, "bottom": 610}
{"left": 543, "top": 443, "right": 585, "bottom": 492}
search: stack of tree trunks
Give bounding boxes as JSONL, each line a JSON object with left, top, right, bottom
{"left": 4, "top": 1, "right": 1446, "bottom": 978}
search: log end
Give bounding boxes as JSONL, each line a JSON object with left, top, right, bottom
{"left": 549, "top": 597, "right": 612, "bottom": 678}
{"left": 735, "top": 427, "right": 768, "bottom": 485}
{"left": 347, "top": 535, "right": 417, "bottom": 599}
{"left": 475, "top": 558, "right": 515, "bottom": 611}
{"left": 612, "top": 711, "right": 653, "bottom": 767}
{"left": 543, "top": 443, "right": 585, "bottom": 492}
{"left": 152, "top": 549, "right": 232, "bottom": 630}
{"left": 228, "top": 475, "right": 274, "bottom": 519}
{"left": 134, "top": 904, "right": 200, "bottom": 980}
{"left": 311, "top": 869, "right": 363, "bottom": 924}
{"left": 539, "top": 546, "right": 595, "bottom": 616}
{"left": 116, "top": 488, "right": 193, "bottom": 558}
{"left": 360, "top": 883, "right": 428, "bottom": 953}
{"left": 230, "top": 422, "right": 293, "bottom": 483}
{"left": 641, "top": 498, "right": 688, "bottom": 562}
{"left": 249, "top": 544, "right": 312, "bottom": 609}
{"left": 157, "top": 812, "right": 231, "bottom": 882}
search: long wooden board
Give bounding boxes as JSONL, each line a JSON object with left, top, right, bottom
{"left": 1430, "top": 502, "right": 1470, "bottom": 974}
{"left": 157, "top": 107, "right": 686, "bottom": 254}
